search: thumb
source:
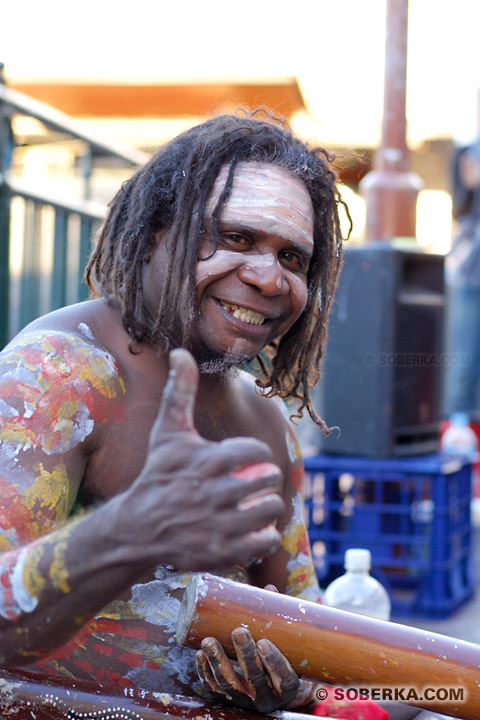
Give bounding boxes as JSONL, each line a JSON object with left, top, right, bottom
{"left": 150, "top": 348, "right": 199, "bottom": 440}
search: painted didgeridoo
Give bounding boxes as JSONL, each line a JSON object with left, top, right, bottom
{"left": 0, "top": 668, "right": 316, "bottom": 720}
{"left": 176, "top": 573, "right": 480, "bottom": 720}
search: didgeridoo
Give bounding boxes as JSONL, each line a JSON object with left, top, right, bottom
{"left": 0, "top": 668, "right": 315, "bottom": 720}
{"left": 176, "top": 573, "right": 480, "bottom": 720}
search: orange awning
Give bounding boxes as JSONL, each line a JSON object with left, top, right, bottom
{"left": 10, "top": 80, "right": 305, "bottom": 118}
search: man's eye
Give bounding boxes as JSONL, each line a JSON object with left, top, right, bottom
{"left": 281, "top": 251, "right": 307, "bottom": 270}
{"left": 222, "top": 234, "right": 250, "bottom": 248}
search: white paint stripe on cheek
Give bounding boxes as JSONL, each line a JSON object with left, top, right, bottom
{"left": 196, "top": 249, "right": 308, "bottom": 312}
{"left": 240, "top": 254, "right": 276, "bottom": 268}
{"left": 195, "top": 250, "right": 248, "bottom": 285}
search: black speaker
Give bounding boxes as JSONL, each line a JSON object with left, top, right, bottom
{"left": 317, "top": 243, "right": 445, "bottom": 456}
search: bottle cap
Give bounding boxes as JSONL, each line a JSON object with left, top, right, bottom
{"left": 344, "top": 548, "right": 371, "bottom": 571}
{"left": 450, "top": 412, "right": 470, "bottom": 426}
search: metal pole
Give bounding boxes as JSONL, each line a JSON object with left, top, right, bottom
{"left": 360, "top": 0, "right": 423, "bottom": 242}
{"left": 0, "top": 63, "right": 13, "bottom": 348}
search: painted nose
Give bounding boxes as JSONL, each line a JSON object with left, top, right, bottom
{"left": 237, "top": 254, "right": 289, "bottom": 296}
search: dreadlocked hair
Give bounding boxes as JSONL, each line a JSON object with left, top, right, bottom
{"left": 85, "top": 109, "right": 350, "bottom": 433}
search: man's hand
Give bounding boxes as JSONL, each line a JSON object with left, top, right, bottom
{"left": 114, "top": 348, "right": 285, "bottom": 571}
{"left": 195, "top": 627, "right": 300, "bottom": 713}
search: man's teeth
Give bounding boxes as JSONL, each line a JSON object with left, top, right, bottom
{"left": 220, "top": 302, "right": 266, "bottom": 325}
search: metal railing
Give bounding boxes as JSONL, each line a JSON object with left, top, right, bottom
{"left": 0, "top": 65, "right": 149, "bottom": 348}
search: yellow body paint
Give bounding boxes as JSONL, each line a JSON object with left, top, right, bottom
{"left": 49, "top": 541, "right": 71, "bottom": 594}
{"left": 24, "top": 463, "right": 70, "bottom": 527}
{"left": 21, "top": 543, "right": 46, "bottom": 599}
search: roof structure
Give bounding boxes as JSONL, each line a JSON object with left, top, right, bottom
{"left": 9, "top": 79, "right": 305, "bottom": 119}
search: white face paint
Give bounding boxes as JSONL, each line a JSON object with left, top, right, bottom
{"left": 190, "top": 162, "right": 315, "bottom": 363}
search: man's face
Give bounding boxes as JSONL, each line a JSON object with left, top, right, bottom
{"left": 144, "top": 162, "right": 314, "bottom": 368}
{"left": 192, "top": 162, "right": 314, "bottom": 366}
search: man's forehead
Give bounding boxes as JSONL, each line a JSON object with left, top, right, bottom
{"left": 206, "top": 161, "right": 314, "bottom": 242}
{"left": 208, "top": 161, "right": 309, "bottom": 200}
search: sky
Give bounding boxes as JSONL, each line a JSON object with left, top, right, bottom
{"left": 2, "top": 0, "right": 480, "bottom": 147}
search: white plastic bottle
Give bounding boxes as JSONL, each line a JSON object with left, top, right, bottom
{"left": 441, "top": 412, "right": 480, "bottom": 526}
{"left": 440, "top": 412, "right": 478, "bottom": 462}
{"left": 322, "top": 548, "right": 391, "bottom": 620}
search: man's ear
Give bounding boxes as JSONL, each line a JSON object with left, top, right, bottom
{"left": 145, "top": 230, "right": 168, "bottom": 263}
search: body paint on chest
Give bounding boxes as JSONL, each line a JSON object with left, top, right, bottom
{"left": 0, "top": 460, "right": 72, "bottom": 550}
{"left": 281, "top": 426, "right": 320, "bottom": 600}
{"left": 281, "top": 493, "right": 319, "bottom": 600}
{"left": 285, "top": 423, "right": 305, "bottom": 492}
{"left": 23, "top": 462, "right": 70, "bottom": 525}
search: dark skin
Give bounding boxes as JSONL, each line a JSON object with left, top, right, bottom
{"left": 0, "top": 163, "right": 322, "bottom": 711}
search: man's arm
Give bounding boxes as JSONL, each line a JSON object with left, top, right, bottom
{"left": 0, "top": 334, "right": 285, "bottom": 665}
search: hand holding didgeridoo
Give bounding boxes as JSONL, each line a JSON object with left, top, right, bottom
{"left": 177, "top": 573, "right": 480, "bottom": 720}
{"left": 195, "top": 582, "right": 318, "bottom": 713}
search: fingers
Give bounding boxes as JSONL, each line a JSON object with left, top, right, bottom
{"left": 235, "top": 526, "right": 282, "bottom": 565}
{"left": 230, "top": 462, "right": 280, "bottom": 482}
{"left": 219, "top": 498, "right": 284, "bottom": 539}
{"left": 194, "top": 437, "right": 278, "bottom": 481}
{"left": 256, "top": 638, "right": 299, "bottom": 700}
{"left": 196, "top": 650, "right": 224, "bottom": 696}
{"left": 212, "top": 471, "right": 284, "bottom": 511}
{"left": 148, "top": 421, "right": 280, "bottom": 484}
{"left": 232, "top": 462, "right": 282, "bottom": 513}
{"left": 199, "top": 638, "right": 253, "bottom": 700}
{"left": 149, "top": 349, "right": 199, "bottom": 440}
{"left": 232, "top": 628, "right": 273, "bottom": 704}
{"left": 196, "top": 633, "right": 300, "bottom": 714}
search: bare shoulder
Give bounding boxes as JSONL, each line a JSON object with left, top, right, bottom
{"left": 235, "top": 370, "right": 302, "bottom": 471}
{"left": 7, "top": 298, "right": 128, "bottom": 376}
{"left": 236, "top": 369, "right": 295, "bottom": 425}
{"left": 12, "top": 298, "right": 127, "bottom": 350}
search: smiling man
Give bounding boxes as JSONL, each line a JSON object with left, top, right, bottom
{"left": 143, "top": 162, "right": 316, "bottom": 373}
{"left": 0, "top": 112, "right": 346, "bottom": 712}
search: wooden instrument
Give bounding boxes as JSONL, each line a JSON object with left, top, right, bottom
{"left": 176, "top": 572, "right": 480, "bottom": 720}
{"left": 0, "top": 668, "right": 315, "bottom": 720}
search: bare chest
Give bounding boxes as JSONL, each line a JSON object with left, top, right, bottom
{"left": 78, "top": 367, "right": 263, "bottom": 505}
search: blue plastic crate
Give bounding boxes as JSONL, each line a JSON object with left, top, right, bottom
{"left": 304, "top": 453, "right": 475, "bottom": 617}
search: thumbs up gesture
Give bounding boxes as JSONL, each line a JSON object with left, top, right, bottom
{"left": 122, "top": 349, "right": 285, "bottom": 571}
